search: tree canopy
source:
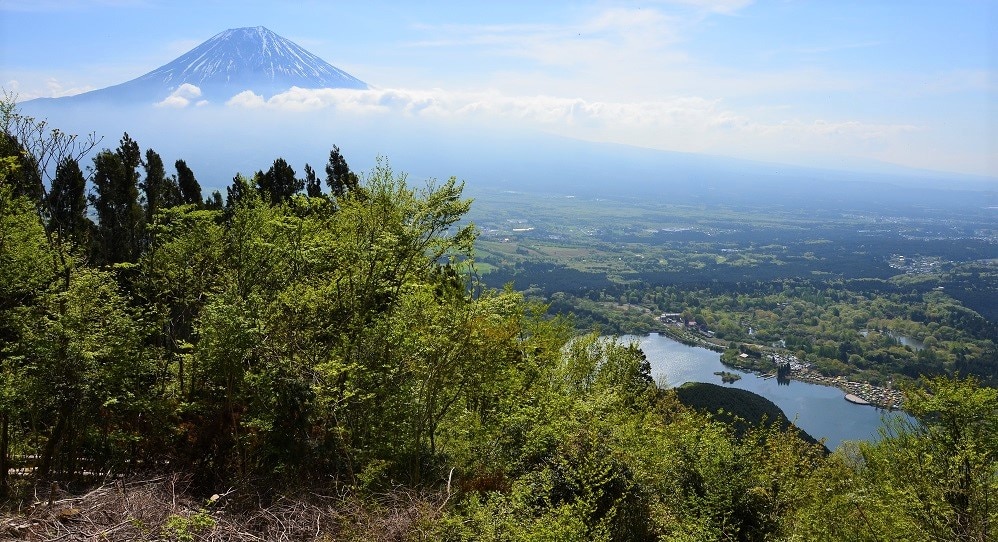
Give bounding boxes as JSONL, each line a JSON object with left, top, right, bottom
{"left": 1, "top": 96, "right": 995, "bottom": 541}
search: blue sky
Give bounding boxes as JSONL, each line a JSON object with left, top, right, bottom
{"left": 1, "top": 0, "right": 995, "bottom": 177}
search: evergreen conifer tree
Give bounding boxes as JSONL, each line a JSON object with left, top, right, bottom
{"left": 47, "top": 156, "right": 91, "bottom": 245}
{"left": 324, "top": 145, "right": 359, "bottom": 199}
{"left": 141, "top": 148, "right": 180, "bottom": 220}
{"left": 175, "top": 159, "right": 202, "bottom": 206}
{"left": 304, "top": 163, "right": 322, "bottom": 198}
{"left": 257, "top": 158, "right": 301, "bottom": 205}
{"left": 90, "top": 133, "right": 144, "bottom": 264}
{"left": 225, "top": 174, "right": 255, "bottom": 211}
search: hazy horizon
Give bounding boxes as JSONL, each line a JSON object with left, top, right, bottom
{"left": 2, "top": 1, "right": 996, "bottom": 181}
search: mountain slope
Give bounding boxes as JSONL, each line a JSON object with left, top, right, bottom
{"left": 30, "top": 26, "right": 367, "bottom": 105}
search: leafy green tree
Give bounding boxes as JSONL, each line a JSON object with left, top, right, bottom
{"left": 873, "top": 377, "right": 996, "bottom": 541}
{"left": 135, "top": 205, "right": 224, "bottom": 398}
{"left": 303, "top": 162, "right": 476, "bottom": 481}
{"left": 1, "top": 95, "right": 101, "bottom": 494}
{"left": 801, "top": 377, "right": 998, "bottom": 541}
{"left": 179, "top": 159, "right": 484, "bottom": 484}
{"left": 0, "top": 164, "right": 57, "bottom": 494}
{"left": 21, "top": 268, "right": 159, "bottom": 480}
{"left": 0, "top": 133, "right": 42, "bottom": 204}
{"left": 184, "top": 185, "right": 292, "bottom": 480}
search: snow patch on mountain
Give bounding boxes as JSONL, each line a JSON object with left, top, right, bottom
{"left": 31, "top": 26, "right": 367, "bottom": 105}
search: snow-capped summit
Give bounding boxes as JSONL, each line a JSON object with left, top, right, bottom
{"left": 35, "top": 26, "right": 368, "bottom": 105}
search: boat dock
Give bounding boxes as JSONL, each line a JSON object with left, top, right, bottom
{"left": 844, "top": 393, "right": 871, "bottom": 406}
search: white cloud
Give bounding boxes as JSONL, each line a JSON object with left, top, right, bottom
{"left": 225, "top": 90, "right": 268, "bottom": 109}
{"left": 155, "top": 95, "right": 189, "bottom": 109}
{"left": 222, "top": 86, "right": 918, "bottom": 162}
{"left": 25, "top": 78, "right": 96, "bottom": 99}
{"left": 154, "top": 83, "right": 203, "bottom": 108}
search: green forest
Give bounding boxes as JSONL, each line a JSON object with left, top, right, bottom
{"left": 544, "top": 280, "right": 998, "bottom": 386}
{"left": 1, "top": 98, "right": 997, "bottom": 541}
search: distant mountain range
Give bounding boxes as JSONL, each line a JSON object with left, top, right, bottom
{"left": 28, "top": 26, "right": 367, "bottom": 105}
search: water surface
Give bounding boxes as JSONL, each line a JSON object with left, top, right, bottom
{"left": 629, "top": 334, "right": 910, "bottom": 450}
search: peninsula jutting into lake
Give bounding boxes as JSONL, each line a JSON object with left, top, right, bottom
{"left": 633, "top": 333, "right": 913, "bottom": 451}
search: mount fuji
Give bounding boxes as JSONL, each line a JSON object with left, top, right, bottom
{"left": 30, "top": 26, "right": 368, "bottom": 105}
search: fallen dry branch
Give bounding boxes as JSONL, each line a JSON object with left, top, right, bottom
{"left": 1, "top": 475, "right": 448, "bottom": 541}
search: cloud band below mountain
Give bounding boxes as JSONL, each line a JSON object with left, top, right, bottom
{"left": 216, "top": 85, "right": 918, "bottom": 159}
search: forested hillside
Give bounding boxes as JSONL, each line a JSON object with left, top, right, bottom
{"left": 673, "top": 382, "right": 826, "bottom": 450}
{"left": 1, "top": 98, "right": 996, "bottom": 541}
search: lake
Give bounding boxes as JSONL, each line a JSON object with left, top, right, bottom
{"left": 860, "top": 329, "right": 926, "bottom": 351}
{"left": 627, "top": 333, "right": 911, "bottom": 450}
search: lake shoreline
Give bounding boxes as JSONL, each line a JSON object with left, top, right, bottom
{"left": 633, "top": 333, "right": 909, "bottom": 450}
{"left": 649, "top": 328, "right": 905, "bottom": 410}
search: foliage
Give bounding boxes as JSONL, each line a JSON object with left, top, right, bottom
{"left": 854, "top": 377, "right": 998, "bottom": 541}
{"left": 162, "top": 509, "right": 216, "bottom": 541}
{"left": 47, "top": 156, "right": 91, "bottom": 246}
{"left": 545, "top": 280, "right": 997, "bottom": 386}
{"left": 89, "top": 134, "right": 145, "bottom": 264}
{"left": 674, "top": 382, "right": 824, "bottom": 447}
{"left": 174, "top": 158, "right": 202, "bottom": 206}
{"left": 788, "top": 377, "right": 998, "bottom": 541}
{"left": 325, "top": 144, "right": 360, "bottom": 199}
{"left": 1, "top": 99, "right": 996, "bottom": 540}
